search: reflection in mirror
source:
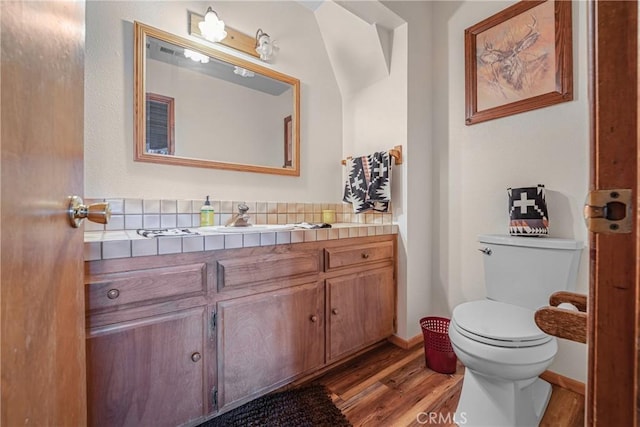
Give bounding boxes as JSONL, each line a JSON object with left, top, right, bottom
{"left": 134, "top": 21, "right": 300, "bottom": 176}
{"left": 146, "top": 93, "right": 175, "bottom": 155}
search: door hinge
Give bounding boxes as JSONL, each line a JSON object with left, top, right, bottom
{"left": 584, "top": 189, "right": 632, "bottom": 233}
{"left": 211, "top": 387, "right": 218, "bottom": 410}
{"left": 211, "top": 311, "right": 217, "bottom": 333}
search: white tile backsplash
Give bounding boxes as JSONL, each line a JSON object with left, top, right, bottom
{"left": 85, "top": 223, "right": 398, "bottom": 261}
{"left": 84, "top": 242, "right": 102, "bottom": 261}
{"left": 143, "top": 199, "right": 160, "bottom": 214}
{"left": 161, "top": 199, "right": 177, "bottom": 214}
{"left": 177, "top": 214, "right": 192, "bottom": 228}
{"left": 89, "top": 198, "right": 393, "bottom": 242}
{"left": 158, "top": 237, "right": 182, "bottom": 255}
{"left": 204, "top": 235, "right": 224, "bottom": 251}
{"left": 125, "top": 214, "right": 143, "bottom": 230}
{"left": 224, "top": 234, "right": 243, "bottom": 249}
{"left": 260, "top": 232, "right": 276, "bottom": 246}
{"left": 243, "top": 233, "right": 260, "bottom": 248}
{"left": 276, "top": 231, "right": 291, "bottom": 244}
{"left": 106, "top": 198, "right": 124, "bottom": 215}
{"left": 160, "top": 214, "right": 177, "bottom": 229}
{"left": 143, "top": 214, "right": 160, "bottom": 229}
{"left": 290, "top": 230, "right": 304, "bottom": 244}
{"left": 132, "top": 239, "right": 158, "bottom": 257}
{"left": 105, "top": 215, "right": 124, "bottom": 231}
{"left": 182, "top": 236, "right": 204, "bottom": 253}
{"left": 177, "top": 200, "right": 192, "bottom": 214}
{"left": 124, "top": 198, "right": 143, "bottom": 214}
{"left": 102, "top": 240, "right": 131, "bottom": 259}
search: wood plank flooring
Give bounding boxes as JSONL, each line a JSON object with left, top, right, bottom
{"left": 307, "top": 341, "right": 584, "bottom": 427}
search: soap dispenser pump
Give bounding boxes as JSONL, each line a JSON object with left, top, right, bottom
{"left": 200, "top": 196, "right": 214, "bottom": 227}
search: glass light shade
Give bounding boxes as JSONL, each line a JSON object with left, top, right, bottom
{"left": 255, "top": 33, "right": 278, "bottom": 61}
{"left": 233, "top": 66, "right": 255, "bottom": 78}
{"left": 198, "top": 8, "right": 227, "bottom": 43}
{"left": 184, "top": 48, "right": 210, "bottom": 64}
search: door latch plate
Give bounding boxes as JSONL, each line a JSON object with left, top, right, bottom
{"left": 584, "top": 189, "right": 632, "bottom": 233}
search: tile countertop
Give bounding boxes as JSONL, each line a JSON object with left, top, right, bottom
{"left": 84, "top": 223, "right": 399, "bottom": 261}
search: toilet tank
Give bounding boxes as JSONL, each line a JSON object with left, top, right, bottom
{"left": 478, "top": 234, "right": 583, "bottom": 310}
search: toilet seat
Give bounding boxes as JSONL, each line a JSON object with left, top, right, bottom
{"left": 451, "top": 300, "right": 551, "bottom": 348}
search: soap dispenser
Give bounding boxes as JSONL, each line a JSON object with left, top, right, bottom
{"left": 200, "top": 196, "right": 214, "bottom": 227}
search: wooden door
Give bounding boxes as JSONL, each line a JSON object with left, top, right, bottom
{"left": 327, "top": 267, "right": 395, "bottom": 361}
{"left": 217, "top": 282, "right": 324, "bottom": 410}
{"left": 0, "top": 1, "right": 87, "bottom": 425}
{"left": 588, "top": 1, "right": 638, "bottom": 425}
{"left": 86, "top": 307, "right": 208, "bottom": 427}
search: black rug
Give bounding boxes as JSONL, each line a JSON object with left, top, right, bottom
{"left": 200, "top": 384, "right": 352, "bottom": 427}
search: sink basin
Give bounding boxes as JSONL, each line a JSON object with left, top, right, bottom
{"left": 197, "top": 224, "right": 294, "bottom": 234}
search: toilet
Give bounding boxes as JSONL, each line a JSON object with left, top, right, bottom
{"left": 449, "top": 234, "right": 583, "bottom": 427}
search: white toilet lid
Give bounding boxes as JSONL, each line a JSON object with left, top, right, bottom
{"left": 452, "top": 300, "right": 551, "bottom": 348}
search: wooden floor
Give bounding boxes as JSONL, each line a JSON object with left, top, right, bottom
{"left": 307, "top": 342, "right": 585, "bottom": 427}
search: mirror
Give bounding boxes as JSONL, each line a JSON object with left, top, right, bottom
{"left": 134, "top": 21, "right": 300, "bottom": 176}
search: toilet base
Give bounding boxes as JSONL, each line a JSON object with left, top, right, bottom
{"left": 454, "top": 368, "right": 552, "bottom": 427}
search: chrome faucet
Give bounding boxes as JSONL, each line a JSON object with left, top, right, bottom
{"left": 225, "top": 203, "right": 251, "bottom": 227}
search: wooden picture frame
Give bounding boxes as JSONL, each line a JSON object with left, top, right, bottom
{"left": 465, "top": 0, "right": 573, "bottom": 125}
{"left": 284, "top": 115, "right": 293, "bottom": 167}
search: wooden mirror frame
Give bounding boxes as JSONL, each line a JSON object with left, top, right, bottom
{"left": 133, "top": 21, "right": 301, "bottom": 176}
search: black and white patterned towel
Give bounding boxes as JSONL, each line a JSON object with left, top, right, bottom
{"left": 508, "top": 185, "right": 549, "bottom": 236}
{"left": 137, "top": 228, "right": 200, "bottom": 238}
{"left": 343, "top": 151, "right": 392, "bottom": 214}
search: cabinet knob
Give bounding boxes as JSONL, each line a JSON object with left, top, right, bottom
{"left": 191, "top": 352, "right": 201, "bottom": 363}
{"left": 361, "top": 252, "right": 369, "bottom": 259}
{"left": 106, "top": 289, "right": 120, "bottom": 299}
{"left": 332, "top": 308, "right": 339, "bottom": 315}
{"left": 310, "top": 315, "right": 318, "bottom": 323}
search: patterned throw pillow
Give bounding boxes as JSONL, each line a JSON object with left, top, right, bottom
{"left": 508, "top": 185, "right": 549, "bottom": 236}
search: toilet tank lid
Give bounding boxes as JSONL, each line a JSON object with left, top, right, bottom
{"left": 478, "top": 234, "right": 584, "bottom": 250}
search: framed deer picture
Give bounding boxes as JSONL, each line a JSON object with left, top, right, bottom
{"left": 464, "top": 0, "right": 573, "bottom": 125}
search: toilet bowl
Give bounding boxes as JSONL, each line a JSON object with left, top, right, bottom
{"left": 449, "top": 300, "right": 557, "bottom": 426}
{"left": 449, "top": 235, "right": 583, "bottom": 426}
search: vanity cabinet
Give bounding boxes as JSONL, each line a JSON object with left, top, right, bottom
{"left": 327, "top": 267, "right": 395, "bottom": 361}
{"left": 84, "top": 234, "right": 396, "bottom": 426}
{"left": 86, "top": 306, "right": 209, "bottom": 427}
{"left": 216, "top": 281, "right": 324, "bottom": 411}
{"left": 324, "top": 241, "right": 396, "bottom": 361}
{"left": 85, "top": 259, "right": 214, "bottom": 427}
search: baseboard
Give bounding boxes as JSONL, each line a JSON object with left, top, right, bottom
{"left": 540, "top": 370, "right": 586, "bottom": 396}
{"left": 387, "top": 333, "right": 423, "bottom": 349}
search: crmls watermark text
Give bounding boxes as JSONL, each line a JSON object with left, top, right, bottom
{"left": 416, "top": 411, "right": 467, "bottom": 425}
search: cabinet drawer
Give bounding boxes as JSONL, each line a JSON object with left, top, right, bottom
{"left": 217, "top": 252, "right": 319, "bottom": 290}
{"left": 87, "top": 263, "right": 207, "bottom": 311}
{"left": 325, "top": 241, "right": 394, "bottom": 271}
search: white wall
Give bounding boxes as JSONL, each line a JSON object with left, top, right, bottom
{"left": 357, "top": 1, "right": 433, "bottom": 341}
{"left": 85, "top": 1, "right": 342, "bottom": 201}
{"left": 333, "top": 1, "right": 434, "bottom": 342}
{"left": 431, "top": 0, "right": 589, "bottom": 382}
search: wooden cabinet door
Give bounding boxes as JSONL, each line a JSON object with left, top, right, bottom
{"left": 327, "top": 267, "right": 395, "bottom": 361}
{"left": 217, "top": 282, "right": 324, "bottom": 410}
{"left": 87, "top": 307, "right": 208, "bottom": 427}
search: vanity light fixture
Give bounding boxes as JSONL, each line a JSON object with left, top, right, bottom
{"left": 198, "top": 6, "right": 227, "bottom": 43}
{"left": 183, "top": 48, "right": 210, "bottom": 64}
{"left": 233, "top": 66, "right": 255, "bottom": 78}
{"left": 255, "top": 28, "right": 278, "bottom": 61}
